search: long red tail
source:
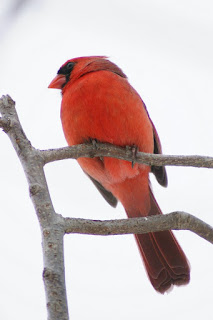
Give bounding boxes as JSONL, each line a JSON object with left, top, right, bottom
{"left": 126, "top": 189, "right": 190, "bottom": 293}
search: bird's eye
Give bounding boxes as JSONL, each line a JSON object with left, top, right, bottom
{"left": 66, "top": 62, "right": 74, "bottom": 71}
{"left": 57, "top": 61, "right": 75, "bottom": 76}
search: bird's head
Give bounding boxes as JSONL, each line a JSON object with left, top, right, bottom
{"left": 48, "top": 56, "right": 126, "bottom": 90}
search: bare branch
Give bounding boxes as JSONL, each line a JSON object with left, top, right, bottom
{"left": 41, "top": 142, "right": 213, "bottom": 169}
{"left": 64, "top": 212, "right": 213, "bottom": 244}
{"left": 0, "top": 95, "right": 69, "bottom": 320}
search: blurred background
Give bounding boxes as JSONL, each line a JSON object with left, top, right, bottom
{"left": 0, "top": 0, "right": 212, "bottom": 319}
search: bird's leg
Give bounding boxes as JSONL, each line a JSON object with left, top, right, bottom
{"left": 126, "top": 144, "right": 138, "bottom": 168}
{"left": 131, "top": 144, "right": 138, "bottom": 168}
{"left": 89, "top": 138, "right": 98, "bottom": 149}
{"left": 88, "top": 138, "right": 104, "bottom": 162}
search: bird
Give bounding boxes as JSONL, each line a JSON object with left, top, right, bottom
{"left": 48, "top": 56, "right": 190, "bottom": 293}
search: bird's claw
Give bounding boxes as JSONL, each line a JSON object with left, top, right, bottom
{"left": 89, "top": 138, "right": 98, "bottom": 149}
{"left": 131, "top": 144, "right": 138, "bottom": 168}
{"left": 89, "top": 138, "right": 104, "bottom": 161}
{"left": 126, "top": 144, "right": 138, "bottom": 168}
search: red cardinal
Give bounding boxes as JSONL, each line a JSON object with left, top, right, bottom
{"left": 49, "top": 56, "right": 190, "bottom": 293}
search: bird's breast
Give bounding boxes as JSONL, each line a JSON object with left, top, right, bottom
{"left": 61, "top": 71, "right": 153, "bottom": 184}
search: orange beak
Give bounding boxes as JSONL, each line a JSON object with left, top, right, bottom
{"left": 48, "top": 74, "right": 66, "bottom": 89}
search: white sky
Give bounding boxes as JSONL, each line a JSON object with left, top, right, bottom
{"left": 0, "top": 0, "right": 213, "bottom": 319}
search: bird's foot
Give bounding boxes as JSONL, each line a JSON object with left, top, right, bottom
{"left": 88, "top": 138, "right": 104, "bottom": 161}
{"left": 90, "top": 138, "right": 99, "bottom": 149}
{"left": 126, "top": 144, "right": 138, "bottom": 168}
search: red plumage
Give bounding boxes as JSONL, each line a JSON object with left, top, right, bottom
{"left": 49, "top": 56, "right": 190, "bottom": 293}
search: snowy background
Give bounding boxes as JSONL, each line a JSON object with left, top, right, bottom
{"left": 0, "top": 0, "right": 213, "bottom": 319}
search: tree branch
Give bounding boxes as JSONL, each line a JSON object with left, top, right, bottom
{"left": 0, "top": 95, "right": 69, "bottom": 320}
{"left": 63, "top": 212, "right": 213, "bottom": 244}
{"left": 41, "top": 142, "right": 213, "bottom": 169}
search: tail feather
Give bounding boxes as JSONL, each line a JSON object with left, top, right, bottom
{"left": 126, "top": 188, "right": 190, "bottom": 293}
{"left": 136, "top": 231, "right": 190, "bottom": 293}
